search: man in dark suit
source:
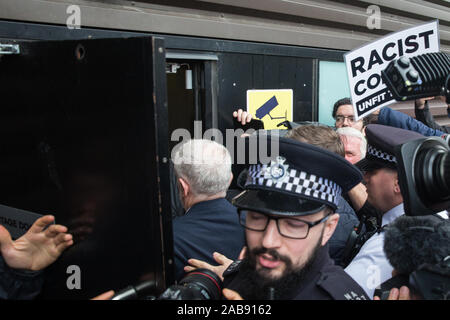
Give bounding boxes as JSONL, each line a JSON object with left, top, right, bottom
{"left": 171, "top": 139, "right": 245, "bottom": 281}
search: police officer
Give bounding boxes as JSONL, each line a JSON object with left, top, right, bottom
{"left": 219, "top": 135, "right": 369, "bottom": 300}
{"left": 345, "top": 124, "right": 425, "bottom": 298}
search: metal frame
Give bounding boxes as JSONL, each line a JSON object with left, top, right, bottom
{"left": 0, "top": 19, "right": 344, "bottom": 125}
{"left": 0, "top": 20, "right": 346, "bottom": 61}
{"left": 203, "top": 60, "right": 218, "bottom": 130}
{"left": 312, "top": 59, "right": 320, "bottom": 122}
{"left": 2, "top": 0, "right": 449, "bottom": 51}
{"left": 152, "top": 37, "right": 174, "bottom": 288}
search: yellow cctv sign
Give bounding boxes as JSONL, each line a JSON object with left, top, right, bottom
{"left": 247, "top": 89, "right": 293, "bottom": 130}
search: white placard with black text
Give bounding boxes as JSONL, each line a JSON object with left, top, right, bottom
{"left": 345, "top": 20, "right": 440, "bottom": 121}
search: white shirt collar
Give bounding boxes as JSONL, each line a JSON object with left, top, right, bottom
{"left": 382, "top": 203, "right": 404, "bottom": 226}
{"left": 436, "top": 210, "right": 449, "bottom": 220}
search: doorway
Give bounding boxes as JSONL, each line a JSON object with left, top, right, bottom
{"left": 165, "top": 51, "right": 218, "bottom": 151}
{"left": 166, "top": 59, "right": 202, "bottom": 151}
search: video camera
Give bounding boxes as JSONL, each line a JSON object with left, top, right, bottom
{"left": 395, "top": 135, "right": 449, "bottom": 216}
{"left": 381, "top": 52, "right": 450, "bottom": 103}
{"left": 382, "top": 52, "right": 450, "bottom": 216}
{"left": 112, "top": 268, "right": 223, "bottom": 300}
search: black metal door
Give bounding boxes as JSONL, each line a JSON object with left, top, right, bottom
{"left": 0, "top": 36, "right": 173, "bottom": 299}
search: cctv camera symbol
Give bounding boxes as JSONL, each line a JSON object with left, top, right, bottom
{"left": 255, "top": 96, "right": 287, "bottom": 120}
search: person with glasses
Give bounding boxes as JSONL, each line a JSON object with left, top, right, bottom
{"left": 188, "top": 135, "right": 369, "bottom": 300}
{"left": 332, "top": 98, "right": 364, "bottom": 132}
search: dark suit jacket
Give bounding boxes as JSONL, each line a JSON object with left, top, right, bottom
{"left": 172, "top": 198, "right": 246, "bottom": 281}
{"left": 328, "top": 195, "right": 359, "bottom": 267}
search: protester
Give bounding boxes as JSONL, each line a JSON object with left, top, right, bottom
{"left": 331, "top": 97, "right": 449, "bottom": 145}
{"left": 332, "top": 98, "right": 364, "bottom": 132}
{"left": 377, "top": 106, "right": 448, "bottom": 140}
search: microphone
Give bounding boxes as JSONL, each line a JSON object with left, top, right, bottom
{"left": 383, "top": 214, "right": 449, "bottom": 275}
{"left": 375, "top": 214, "right": 450, "bottom": 299}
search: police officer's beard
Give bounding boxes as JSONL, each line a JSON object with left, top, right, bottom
{"left": 233, "top": 232, "right": 324, "bottom": 300}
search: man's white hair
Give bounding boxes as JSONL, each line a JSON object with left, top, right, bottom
{"left": 172, "top": 139, "right": 232, "bottom": 196}
{"left": 336, "top": 127, "right": 367, "bottom": 158}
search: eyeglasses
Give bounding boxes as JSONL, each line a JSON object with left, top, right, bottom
{"left": 335, "top": 115, "right": 355, "bottom": 123}
{"left": 238, "top": 209, "right": 331, "bottom": 240}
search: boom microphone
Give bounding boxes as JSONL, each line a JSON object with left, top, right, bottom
{"left": 376, "top": 215, "right": 450, "bottom": 299}
{"left": 383, "top": 215, "right": 449, "bottom": 275}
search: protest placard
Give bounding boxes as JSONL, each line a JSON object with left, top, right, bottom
{"left": 345, "top": 21, "right": 440, "bottom": 120}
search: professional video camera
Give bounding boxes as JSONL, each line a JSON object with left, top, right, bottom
{"left": 112, "top": 268, "right": 223, "bottom": 300}
{"left": 382, "top": 52, "right": 450, "bottom": 216}
{"left": 395, "top": 135, "right": 449, "bottom": 216}
{"left": 381, "top": 52, "right": 450, "bottom": 103}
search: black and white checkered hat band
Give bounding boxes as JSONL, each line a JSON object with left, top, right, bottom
{"left": 367, "top": 145, "right": 397, "bottom": 163}
{"left": 245, "top": 164, "right": 342, "bottom": 208}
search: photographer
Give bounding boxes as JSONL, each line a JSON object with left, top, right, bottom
{"left": 374, "top": 214, "right": 450, "bottom": 300}
{"left": 370, "top": 105, "right": 449, "bottom": 143}
{"left": 332, "top": 98, "right": 364, "bottom": 132}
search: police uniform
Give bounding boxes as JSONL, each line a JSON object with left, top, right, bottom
{"left": 346, "top": 124, "right": 425, "bottom": 298}
{"left": 226, "top": 135, "right": 369, "bottom": 300}
{"left": 223, "top": 246, "right": 368, "bottom": 300}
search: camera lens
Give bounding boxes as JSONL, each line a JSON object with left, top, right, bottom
{"left": 415, "top": 140, "right": 450, "bottom": 206}
{"left": 179, "top": 268, "right": 223, "bottom": 300}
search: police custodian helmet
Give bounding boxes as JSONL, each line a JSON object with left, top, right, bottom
{"left": 232, "top": 134, "right": 362, "bottom": 217}
{"left": 356, "top": 124, "right": 424, "bottom": 172}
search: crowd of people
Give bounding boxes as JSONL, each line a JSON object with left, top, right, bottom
{"left": 0, "top": 95, "right": 449, "bottom": 300}
{"left": 172, "top": 96, "right": 450, "bottom": 300}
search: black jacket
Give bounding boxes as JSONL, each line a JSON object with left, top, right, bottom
{"left": 415, "top": 101, "right": 450, "bottom": 134}
{"left": 0, "top": 256, "right": 43, "bottom": 300}
{"left": 173, "top": 198, "right": 245, "bottom": 281}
